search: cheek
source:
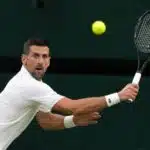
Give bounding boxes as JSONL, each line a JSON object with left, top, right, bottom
{"left": 26, "top": 58, "right": 36, "bottom": 66}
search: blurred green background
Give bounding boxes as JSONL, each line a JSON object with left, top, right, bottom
{"left": 3, "top": 74, "right": 150, "bottom": 150}
{"left": 0, "top": 0, "right": 149, "bottom": 58}
{"left": 0, "top": 0, "right": 149, "bottom": 150}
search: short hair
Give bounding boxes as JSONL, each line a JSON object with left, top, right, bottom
{"left": 23, "top": 38, "right": 49, "bottom": 54}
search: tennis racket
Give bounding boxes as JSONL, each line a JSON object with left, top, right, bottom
{"left": 129, "top": 10, "right": 150, "bottom": 101}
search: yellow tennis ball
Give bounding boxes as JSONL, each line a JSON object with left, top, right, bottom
{"left": 92, "top": 21, "right": 106, "bottom": 35}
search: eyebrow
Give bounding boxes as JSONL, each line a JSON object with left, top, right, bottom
{"left": 32, "top": 52, "right": 50, "bottom": 56}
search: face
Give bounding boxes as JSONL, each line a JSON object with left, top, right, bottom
{"left": 22, "top": 45, "right": 50, "bottom": 80}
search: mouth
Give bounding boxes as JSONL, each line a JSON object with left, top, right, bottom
{"left": 35, "top": 67, "right": 43, "bottom": 71}
{"left": 32, "top": 67, "right": 45, "bottom": 80}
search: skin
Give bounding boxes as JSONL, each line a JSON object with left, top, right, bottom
{"left": 21, "top": 45, "right": 139, "bottom": 130}
{"left": 21, "top": 45, "right": 101, "bottom": 129}
{"left": 22, "top": 45, "right": 50, "bottom": 81}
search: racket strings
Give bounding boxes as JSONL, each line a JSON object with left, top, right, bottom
{"left": 135, "top": 12, "right": 150, "bottom": 53}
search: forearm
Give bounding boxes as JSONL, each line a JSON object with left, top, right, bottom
{"left": 74, "top": 96, "right": 108, "bottom": 114}
{"left": 53, "top": 93, "right": 120, "bottom": 115}
{"left": 36, "top": 112, "right": 65, "bottom": 130}
{"left": 53, "top": 84, "right": 138, "bottom": 115}
{"left": 36, "top": 112, "right": 75, "bottom": 130}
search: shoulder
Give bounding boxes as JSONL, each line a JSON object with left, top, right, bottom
{"left": 5, "top": 72, "right": 51, "bottom": 92}
{"left": 22, "top": 79, "right": 64, "bottom": 102}
{"left": 23, "top": 78, "right": 55, "bottom": 96}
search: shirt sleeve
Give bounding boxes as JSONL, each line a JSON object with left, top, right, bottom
{"left": 25, "top": 80, "right": 64, "bottom": 112}
{"left": 38, "top": 104, "right": 51, "bottom": 112}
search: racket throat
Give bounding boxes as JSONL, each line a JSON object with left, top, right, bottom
{"left": 140, "top": 58, "right": 150, "bottom": 73}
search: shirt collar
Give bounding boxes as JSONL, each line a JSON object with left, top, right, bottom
{"left": 20, "top": 65, "right": 43, "bottom": 82}
{"left": 20, "top": 65, "right": 31, "bottom": 76}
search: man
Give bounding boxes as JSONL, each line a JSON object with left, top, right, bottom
{"left": 0, "top": 38, "right": 139, "bottom": 150}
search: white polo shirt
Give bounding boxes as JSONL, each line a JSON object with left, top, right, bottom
{"left": 0, "top": 65, "right": 64, "bottom": 150}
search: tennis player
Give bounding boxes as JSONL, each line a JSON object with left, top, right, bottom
{"left": 0, "top": 38, "right": 139, "bottom": 150}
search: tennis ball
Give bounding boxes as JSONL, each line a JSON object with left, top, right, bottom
{"left": 92, "top": 21, "right": 106, "bottom": 35}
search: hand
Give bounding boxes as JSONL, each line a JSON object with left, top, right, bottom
{"left": 73, "top": 112, "right": 101, "bottom": 126}
{"left": 118, "top": 83, "right": 139, "bottom": 101}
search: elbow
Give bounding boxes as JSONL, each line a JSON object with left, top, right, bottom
{"left": 52, "top": 98, "right": 78, "bottom": 115}
{"left": 63, "top": 100, "right": 79, "bottom": 115}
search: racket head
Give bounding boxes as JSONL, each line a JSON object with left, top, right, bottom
{"left": 134, "top": 10, "right": 150, "bottom": 54}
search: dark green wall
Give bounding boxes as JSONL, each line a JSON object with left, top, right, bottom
{"left": 0, "top": 74, "right": 148, "bottom": 150}
{"left": 1, "top": 0, "right": 150, "bottom": 150}
{"left": 0, "top": 0, "right": 150, "bottom": 58}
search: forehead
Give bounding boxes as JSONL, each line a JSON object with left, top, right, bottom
{"left": 29, "top": 45, "right": 49, "bottom": 55}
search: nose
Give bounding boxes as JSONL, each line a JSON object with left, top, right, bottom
{"left": 37, "top": 56, "right": 44, "bottom": 64}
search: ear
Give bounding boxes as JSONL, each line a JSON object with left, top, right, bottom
{"left": 47, "top": 56, "right": 51, "bottom": 67}
{"left": 21, "top": 54, "right": 27, "bottom": 65}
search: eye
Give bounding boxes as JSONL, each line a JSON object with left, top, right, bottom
{"left": 33, "top": 53, "right": 39, "bottom": 58}
{"left": 43, "top": 54, "right": 48, "bottom": 59}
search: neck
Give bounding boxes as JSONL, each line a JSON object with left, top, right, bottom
{"left": 22, "top": 65, "right": 42, "bottom": 81}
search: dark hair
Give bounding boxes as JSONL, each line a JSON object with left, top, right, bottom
{"left": 23, "top": 38, "right": 49, "bottom": 54}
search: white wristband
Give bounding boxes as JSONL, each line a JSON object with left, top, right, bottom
{"left": 64, "top": 115, "right": 76, "bottom": 128}
{"left": 105, "top": 93, "right": 120, "bottom": 107}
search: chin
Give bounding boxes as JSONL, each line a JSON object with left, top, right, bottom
{"left": 31, "top": 73, "right": 44, "bottom": 81}
{"left": 36, "top": 75, "right": 44, "bottom": 80}
{"left": 35, "top": 76, "right": 42, "bottom": 80}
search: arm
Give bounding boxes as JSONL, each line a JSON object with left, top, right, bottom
{"left": 36, "top": 111, "right": 65, "bottom": 130}
{"left": 52, "top": 84, "right": 139, "bottom": 115}
{"left": 36, "top": 111, "right": 101, "bottom": 130}
{"left": 26, "top": 81, "right": 138, "bottom": 115}
{"left": 27, "top": 82, "right": 107, "bottom": 115}
{"left": 52, "top": 96, "right": 107, "bottom": 115}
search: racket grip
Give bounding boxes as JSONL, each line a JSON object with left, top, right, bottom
{"left": 131, "top": 72, "right": 141, "bottom": 84}
{"left": 128, "top": 72, "right": 141, "bottom": 102}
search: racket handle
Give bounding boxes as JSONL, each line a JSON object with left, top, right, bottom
{"left": 128, "top": 72, "right": 141, "bottom": 102}
{"left": 131, "top": 72, "right": 141, "bottom": 84}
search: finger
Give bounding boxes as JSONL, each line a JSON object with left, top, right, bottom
{"left": 83, "top": 113, "right": 100, "bottom": 121}
{"left": 94, "top": 112, "right": 100, "bottom": 115}
{"left": 122, "top": 84, "right": 136, "bottom": 91}
{"left": 88, "top": 116, "right": 100, "bottom": 121}
{"left": 128, "top": 87, "right": 139, "bottom": 95}
{"left": 131, "top": 84, "right": 139, "bottom": 88}
{"left": 126, "top": 83, "right": 139, "bottom": 90}
{"left": 127, "top": 87, "right": 139, "bottom": 94}
{"left": 89, "top": 115, "right": 101, "bottom": 121}
{"left": 92, "top": 115, "right": 101, "bottom": 120}
{"left": 91, "top": 112, "right": 99, "bottom": 115}
{"left": 88, "top": 121, "right": 98, "bottom": 125}
{"left": 128, "top": 90, "right": 139, "bottom": 96}
{"left": 130, "top": 86, "right": 139, "bottom": 91}
{"left": 129, "top": 93, "right": 137, "bottom": 100}
{"left": 90, "top": 112, "right": 101, "bottom": 117}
